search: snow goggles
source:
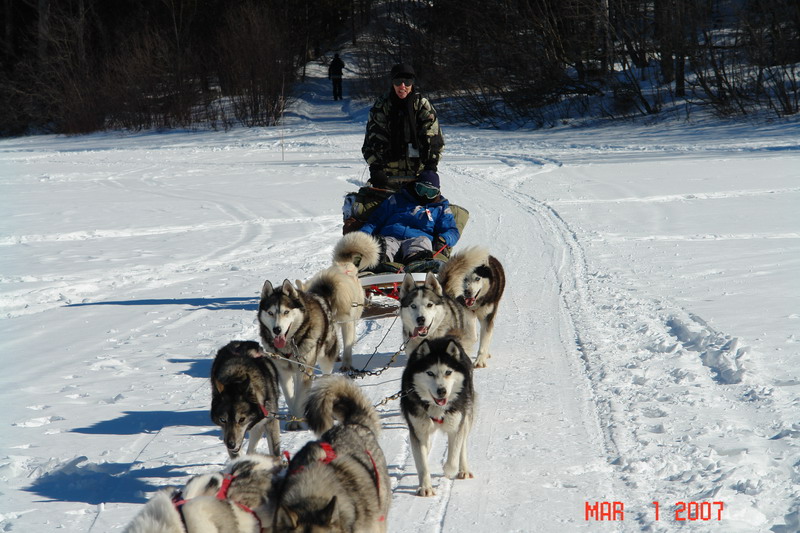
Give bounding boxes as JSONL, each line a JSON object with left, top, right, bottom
{"left": 415, "top": 182, "right": 439, "bottom": 199}
{"left": 392, "top": 77, "right": 414, "bottom": 87}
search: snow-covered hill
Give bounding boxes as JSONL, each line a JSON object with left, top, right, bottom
{"left": 2, "top": 57, "right": 799, "bottom": 532}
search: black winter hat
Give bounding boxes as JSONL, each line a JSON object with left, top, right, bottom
{"left": 391, "top": 63, "right": 416, "bottom": 79}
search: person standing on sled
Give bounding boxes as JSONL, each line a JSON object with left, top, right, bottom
{"left": 362, "top": 63, "right": 444, "bottom": 191}
{"left": 358, "top": 170, "right": 459, "bottom": 270}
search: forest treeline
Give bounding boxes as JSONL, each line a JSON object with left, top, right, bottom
{"left": 1, "top": 0, "right": 798, "bottom": 136}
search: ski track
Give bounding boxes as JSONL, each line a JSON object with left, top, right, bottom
{"left": 450, "top": 149, "right": 799, "bottom": 530}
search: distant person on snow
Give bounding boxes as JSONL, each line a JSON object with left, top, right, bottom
{"left": 362, "top": 63, "right": 444, "bottom": 191}
{"left": 358, "top": 170, "right": 459, "bottom": 265}
{"left": 328, "top": 53, "right": 345, "bottom": 101}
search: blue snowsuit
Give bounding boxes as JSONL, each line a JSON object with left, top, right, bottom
{"left": 358, "top": 188, "right": 460, "bottom": 248}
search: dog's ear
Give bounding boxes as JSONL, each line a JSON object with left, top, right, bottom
{"left": 321, "top": 496, "right": 337, "bottom": 526}
{"left": 282, "top": 279, "right": 298, "bottom": 297}
{"left": 212, "top": 377, "right": 225, "bottom": 394}
{"left": 445, "top": 338, "right": 463, "bottom": 359}
{"left": 295, "top": 278, "right": 306, "bottom": 291}
{"left": 261, "top": 279, "right": 274, "bottom": 299}
{"left": 400, "top": 273, "right": 416, "bottom": 297}
{"left": 411, "top": 339, "right": 432, "bottom": 362}
{"left": 425, "top": 271, "right": 443, "bottom": 296}
{"left": 278, "top": 506, "right": 300, "bottom": 529}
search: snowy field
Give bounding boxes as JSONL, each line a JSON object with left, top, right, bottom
{"left": 2, "top": 60, "right": 799, "bottom": 532}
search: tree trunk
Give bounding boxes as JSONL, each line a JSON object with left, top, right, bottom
{"left": 37, "top": 0, "right": 50, "bottom": 64}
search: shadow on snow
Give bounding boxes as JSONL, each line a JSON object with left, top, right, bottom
{"left": 65, "top": 297, "right": 258, "bottom": 311}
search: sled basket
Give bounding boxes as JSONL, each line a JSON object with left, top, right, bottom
{"left": 341, "top": 186, "right": 470, "bottom": 263}
{"left": 359, "top": 272, "right": 427, "bottom": 320}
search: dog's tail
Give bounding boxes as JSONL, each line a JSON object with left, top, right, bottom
{"left": 332, "top": 232, "right": 380, "bottom": 271}
{"left": 305, "top": 375, "right": 380, "bottom": 436}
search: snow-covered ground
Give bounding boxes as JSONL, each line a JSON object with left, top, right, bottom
{"left": 2, "top": 58, "right": 799, "bottom": 532}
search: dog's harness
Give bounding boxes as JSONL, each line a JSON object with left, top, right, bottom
{"left": 171, "top": 473, "right": 263, "bottom": 532}
{"left": 285, "top": 441, "right": 385, "bottom": 523}
{"left": 287, "top": 441, "right": 337, "bottom": 476}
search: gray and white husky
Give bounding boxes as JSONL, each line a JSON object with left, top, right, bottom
{"left": 401, "top": 337, "right": 475, "bottom": 497}
{"left": 274, "top": 375, "right": 390, "bottom": 532}
{"left": 295, "top": 232, "right": 380, "bottom": 371}
{"left": 259, "top": 279, "right": 339, "bottom": 430}
{"left": 123, "top": 454, "right": 283, "bottom": 533}
{"left": 210, "top": 340, "right": 281, "bottom": 458}
{"left": 438, "top": 246, "right": 506, "bottom": 368}
{"left": 399, "top": 271, "right": 471, "bottom": 354}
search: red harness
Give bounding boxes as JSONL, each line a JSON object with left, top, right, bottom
{"left": 172, "top": 473, "right": 263, "bottom": 532}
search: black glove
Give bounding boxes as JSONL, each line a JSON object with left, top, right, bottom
{"left": 369, "top": 165, "right": 388, "bottom": 188}
{"left": 434, "top": 235, "right": 448, "bottom": 251}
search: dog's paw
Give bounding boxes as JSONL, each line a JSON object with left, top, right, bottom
{"left": 416, "top": 486, "right": 436, "bottom": 497}
{"left": 474, "top": 353, "right": 491, "bottom": 368}
{"left": 338, "top": 365, "right": 353, "bottom": 373}
{"left": 456, "top": 471, "right": 474, "bottom": 480}
{"left": 285, "top": 421, "right": 304, "bottom": 431}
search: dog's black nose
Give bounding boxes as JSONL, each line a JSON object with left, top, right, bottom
{"left": 437, "top": 387, "right": 447, "bottom": 397}
{"left": 272, "top": 327, "right": 282, "bottom": 335}
{"left": 416, "top": 316, "right": 426, "bottom": 325}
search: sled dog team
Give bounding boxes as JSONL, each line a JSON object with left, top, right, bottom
{"left": 125, "top": 232, "right": 505, "bottom": 533}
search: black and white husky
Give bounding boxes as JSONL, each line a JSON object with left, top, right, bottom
{"left": 259, "top": 279, "right": 339, "bottom": 430}
{"left": 438, "top": 246, "right": 506, "bottom": 368}
{"left": 274, "top": 375, "right": 391, "bottom": 532}
{"left": 123, "top": 454, "right": 283, "bottom": 533}
{"left": 401, "top": 337, "right": 475, "bottom": 497}
{"left": 399, "top": 271, "right": 471, "bottom": 355}
{"left": 210, "top": 341, "right": 281, "bottom": 458}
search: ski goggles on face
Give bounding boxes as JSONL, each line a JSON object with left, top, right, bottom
{"left": 392, "top": 77, "right": 414, "bottom": 87}
{"left": 415, "top": 182, "right": 440, "bottom": 199}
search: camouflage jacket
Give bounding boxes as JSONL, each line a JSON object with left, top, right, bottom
{"left": 361, "top": 90, "right": 444, "bottom": 176}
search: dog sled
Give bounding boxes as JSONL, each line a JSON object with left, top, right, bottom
{"left": 342, "top": 184, "right": 470, "bottom": 319}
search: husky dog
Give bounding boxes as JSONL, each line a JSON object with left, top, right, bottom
{"left": 399, "top": 271, "right": 471, "bottom": 354}
{"left": 438, "top": 246, "right": 506, "bottom": 368}
{"left": 274, "top": 375, "right": 390, "bottom": 532}
{"left": 296, "top": 232, "right": 381, "bottom": 372}
{"left": 123, "top": 454, "right": 283, "bottom": 533}
{"left": 210, "top": 341, "right": 281, "bottom": 458}
{"left": 401, "top": 337, "right": 475, "bottom": 497}
{"left": 259, "top": 279, "right": 339, "bottom": 430}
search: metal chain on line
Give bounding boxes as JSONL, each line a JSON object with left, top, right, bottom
{"left": 345, "top": 314, "right": 407, "bottom": 379}
{"left": 268, "top": 387, "right": 407, "bottom": 423}
{"left": 262, "top": 314, "right": 408, "bottom": 422}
